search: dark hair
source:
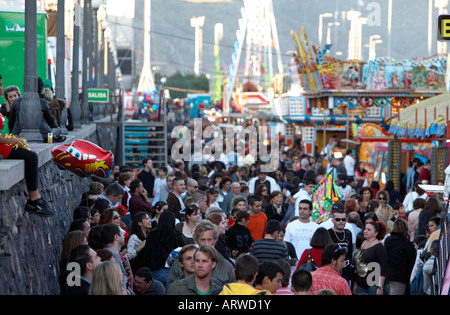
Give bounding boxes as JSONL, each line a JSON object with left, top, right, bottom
{"left": 265, "top": 220, "right": 281, "bottom": 235}
{"left": 73, "top": 206, "right": 90, "bottom": 221}
{"left": 88, "top": 225, "right": 104, "bottom": 250}
{"left": 234, "top": 254, "right": 259, "bottom": 282}
{"left": 298, "top": 199, "right": 313, "bottom": 210}
{"left": 310, "top": 227, "right": 333, "bottom": 248}
{"left": 413, "top": 198, "right": 426, "bottom": 210}
{"left": 303, "top": 177, "right": 316, "bottom": 186}
{"left": 254, "top": 261, "right": 284, "bottom": 286}
{"left": 366, "top": 221, "right": 387, "bottom": 240}
{"left": 359, "top": 187, "right": 374, "bottom": 199}
{"left": 96, "top": 248, "right": 113, "bottom": 262}
{"left": 338, "top": 174, "right": 348, "bottom": 188}
{"left": 153, "top": 210, "right": 176, "bottom": 244}
{"left": 93, "top": 198, "right": 110, "bottom": 213}
{"left": 100, "top": 223, "right": 121, "bottom": 245}
{"left": 178, "top": 244, "right": 198, "bottom": 263}
{"left": 219, "top": 176, "right": 233, "bottom": 189}
{"left": 68, "top": 218, "right": 88, "bottom": 233}
{"left": 142, "top": 157, "right": 152, "bottom": 167}
{"left": 291, "top": 269, "right": 312, "bottom": 293}
{"left": 321, "top": 243, "right": 346, "bottom": 266}
{"left": 69, "top": 245, "right": 92, "bottom": 276}
{"left": 366, "top": 199, "right": 379, "bottom": 213}
{"left": 234, "top": 210, "right": 249, "bottom": 223}
{"left": 429, "top": 216, "right": 442, "bottom": 227}
{"left": 391, "top": 218, "right": 409, "bottom": 237}
{"left": 130, "top": 212, "right": 150, "bottom": 241}
{"left": 274, "top": 259, "right": 291, "bottom": 287}
{"left": 130, "top": 179, "right": 142, "bottom": 193}
{"left": 424, "top": 197, "right": 441, "bottom": 216}
{"left": 247, "top": 195, "right": 262, "bottom": 206}
{"left": 135, "top": 267, "right": 153, "bottom": 282}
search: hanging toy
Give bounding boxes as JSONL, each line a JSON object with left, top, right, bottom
{"left": 52, "top": 139, "right": 114, "bottom": 178}
{"left": 311, "top": 168, "right": 342, "bottom": 223}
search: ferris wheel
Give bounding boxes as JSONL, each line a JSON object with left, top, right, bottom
{"left": 224, "top": 0, "right": 283, "bottom": 113}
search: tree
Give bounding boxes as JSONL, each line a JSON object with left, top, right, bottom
{"left": 165, "top": 71, "right": 209, "bottom": 99}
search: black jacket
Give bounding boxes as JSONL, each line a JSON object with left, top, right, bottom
{"left": 264, "top": 202, "right": 288, "bottom": 222}
{"left": 384, "top": 232, "right": 416, "bottom": 284}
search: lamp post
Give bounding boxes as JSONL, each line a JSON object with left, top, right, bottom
{"left": 56, "top": 0, "right": 68, "bottom": 134}
{"left": 71, "top": 0, "right": 82, "bottom": 129}
{"left": 91, "top": 0, "right": 103, "bottom": 119}
{"left": 20, "top": 0, "right": 43, "bottom": 142}
{"left": 369, "top": 35, "right": 382, "bottom": 60}
{"left": 190, "top": 16, "right": 205, "bottom": 76}
{"left": 80, "top": 0, "right": 91, "bottom": 124}
{"left": 318, "top": 13, "right": 333, "bottom": 47}
{"left": 326, "top": 22, "right": 340, "bottom": 45}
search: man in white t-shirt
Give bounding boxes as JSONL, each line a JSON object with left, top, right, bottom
{"left": 152, "top": 167, "right": 167, "bottom": 206}
{"left": 343, "top": 149, "right": 355, "bottom": 181}
{"left": 284, "top": 199, "right": 319, "bottom": 259}
{"left": 293, "top": 178, "right": 316, "bottom": 217}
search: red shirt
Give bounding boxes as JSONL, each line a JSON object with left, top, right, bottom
{"left": 311, "top": 266, "right": 352, "bottom": 295}
{"left": 247, "top": 211, "right": 267, "bottom": 241}
{"left": 0, "top": 144, "right": 13, "bottom": 159}
{"left": 296, "top": 247, "right": 324, "bottom": 270}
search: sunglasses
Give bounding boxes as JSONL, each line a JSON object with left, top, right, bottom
{"left": 334, "top": 218, "right": 347, "bottom": 222}
{"left": 378, "top": 197, "right": 386, "bottom": 200}
{"left": 113, "top": 215, "right": 120, "bottom": 219}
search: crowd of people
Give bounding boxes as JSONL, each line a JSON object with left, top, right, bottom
{"left": 57, "top": 133, "right": 447, "bottom": 296}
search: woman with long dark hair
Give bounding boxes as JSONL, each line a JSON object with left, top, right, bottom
{"left": 142, "top": 210, "right": 185, "bottom": 286}
{"left": 127, "top": 212, "right": 152, "bottom": 273}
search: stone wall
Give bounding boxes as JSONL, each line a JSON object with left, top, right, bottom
{"left": 0, "top": 123, "right": 116, "bottom": 295}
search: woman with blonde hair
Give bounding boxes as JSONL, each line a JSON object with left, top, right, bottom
{"left": 376, "top": 204, "right": 395, "bottom": 235}
{"left": 89, "top": 261, "right": 125, "bottom": 295}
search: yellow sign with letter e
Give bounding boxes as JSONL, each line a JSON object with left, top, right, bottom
{"left": 438, "top": 15, "right": 450, "bottom": 41}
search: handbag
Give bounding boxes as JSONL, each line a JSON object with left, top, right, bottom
{"left": 299, "top": 249, "right": 319, "bottom": 272}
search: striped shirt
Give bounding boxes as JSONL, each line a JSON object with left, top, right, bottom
{"left": 249, "top": 238, "right": 289, "bottom": 262}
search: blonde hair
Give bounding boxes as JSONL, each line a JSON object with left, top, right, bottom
{"left": 89, "top": 261, "right": 123, "bottom": 295}
{"left": 376, "top": 204, "right": 395, "bottom": 233}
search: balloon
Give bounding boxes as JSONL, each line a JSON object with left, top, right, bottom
{"left": 0, "top": 113, "right": 4, "bottom": 131}
{"left": 52, "top": 139, "right": 114, "bottom": 178}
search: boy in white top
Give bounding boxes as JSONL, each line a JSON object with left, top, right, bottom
{"left": 284, "top": 199, "right": 319, "bottom": 259}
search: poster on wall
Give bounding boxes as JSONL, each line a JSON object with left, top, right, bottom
{"left": 362, "top": 56, "right": 447, "bottom": 91}
{"left": 323, "top": 56, "right": 367, "bottom": 90}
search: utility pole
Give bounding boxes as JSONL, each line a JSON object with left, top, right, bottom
{"left": 20, "top": 0, "right": 42, "bottom": 141}
{"left": 71, "top": 0, "right": 82, "bottom": 129}
{"left": 56, "top": 0, "right": 68, "bottom": 134}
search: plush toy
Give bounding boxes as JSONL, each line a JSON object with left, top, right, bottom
{"left": 311, "top": 168, "right": 342, "bottom": 223}
{"left": 52, "top": 139, "right": 114, "bottom": 178}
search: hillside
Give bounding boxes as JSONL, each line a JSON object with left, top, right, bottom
{"left": 150, "top": 0, "right": 439, "bottom": 77}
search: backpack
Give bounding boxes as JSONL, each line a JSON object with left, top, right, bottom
{"left": 299, "top": 249, "right": 319, "bottom": 272}
{"left": 410, "top": 264, "right": 430, "bottom": 295}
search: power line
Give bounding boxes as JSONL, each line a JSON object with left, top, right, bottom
{"left": 107, "top": 20, "right": 294, "bottom": 58}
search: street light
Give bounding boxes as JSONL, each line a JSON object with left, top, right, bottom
{"left": 318, "top": 13, "right": 333, "bottom": 47}
{"left": 326, "top": 22, "right": 340, "bottom": 45}
{"left": 71, "top": 0, "right": 82, "bottom": 129}
{"left": 20, "top": 0, "right": 42, "bottom": 141}
{"left": 191, "top": 16, "right": 205, "bottom": 76}
{"left": 369, "top": 35, "right": 381, "bottom": 60}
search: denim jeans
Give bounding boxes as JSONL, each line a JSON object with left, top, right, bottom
{"left": 152, "top": 268, "right": 170, "bottom": 286}
{"left": 387, "top": 281, "right": 407, "bottom": 295}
